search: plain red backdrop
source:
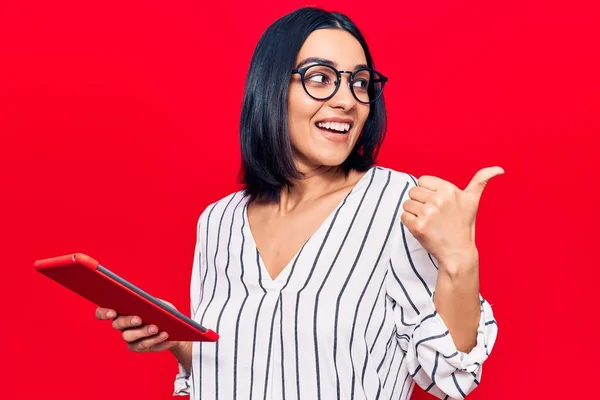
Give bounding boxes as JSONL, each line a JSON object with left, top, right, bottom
{"left": 1, "top": 0, "right": 598, "bottom": 399}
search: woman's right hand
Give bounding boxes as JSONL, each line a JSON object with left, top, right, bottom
{"left": 95, "top": 302, "right": 182, "bottom": 353}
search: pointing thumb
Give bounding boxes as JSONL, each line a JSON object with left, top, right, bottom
{"left": 465, "top": 166, "right": 505, "bottom": 199}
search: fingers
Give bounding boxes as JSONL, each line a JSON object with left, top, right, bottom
{"left": 110, "top": 315, "right": 170, "bottom": 352}
{"left": 127, "top": 331, "right": 170, "bottom": 353}
{"left": 402, "top": 199, "right": 431, "bottom": 217}
{"left": 400, "top": 211, "right": 420, "bottom": 232}
{"left": 106, "top": 314, "right": 171, "bottom": 352}
{"left": 95, "top": 307, "right": 117, "bottom": 320}
{"left": 112, "top": 315, "right": 142, "bottom": 330}
{"left": 97, "top": 308, "right": 143, "bottom": 332}
{"left": 417, "top": 175, "right": 446, "bottom": 191}
{"left": 95, "top": 306, "right": 173, "bottom": 353}
{"left": 408, "top": 186, "right": 435, "bottom": 204}
{"left": 121, "top": 324, "right": 161, "bottom": 343}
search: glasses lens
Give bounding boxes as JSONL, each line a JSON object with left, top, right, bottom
{"left": 352, "top": 69, "right": 384, "bottom": 103}
{"left": 302, "top": 65, "right": 339, "bottom": 99}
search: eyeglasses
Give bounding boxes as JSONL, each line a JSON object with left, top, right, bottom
{"left": 291, "top": 63, "right": 388, "bottom": 104}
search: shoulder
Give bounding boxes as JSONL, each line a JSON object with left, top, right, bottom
{"left": 370, "top": 165, "right": 418, "bottom": 192}
{"left": 196, "top": 190, "right": 247, "bottom": 229}
{"left": 371, "top": 167, "right": 422, "bottom": 248}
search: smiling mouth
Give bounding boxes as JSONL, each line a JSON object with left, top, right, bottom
{"left": 315, "top": 121, "right": 352, "bottom": 134}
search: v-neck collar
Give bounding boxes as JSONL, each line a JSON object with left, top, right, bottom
{"left": 242, "top": 167, "right": 376, "bottom": 288}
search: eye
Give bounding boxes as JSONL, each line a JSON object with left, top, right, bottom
{"left": 353, "top": 79, "right": 369, "bottom": 90}
{"left": 306, "top": 73, "right": 331, "bottom": 84}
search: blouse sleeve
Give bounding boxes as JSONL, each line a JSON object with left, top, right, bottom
{"left": 173, "top": 213, "right": 205, "bottom": 396}
{"left": 386, "top": 176, "right": 498, "bottom": 399}
{"left": 173, "top": 363, "right": 192, "bottom": 396}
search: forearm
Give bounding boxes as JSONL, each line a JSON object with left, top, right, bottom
{"left": 170, "top": 341, "right": 193, "bottom": 372}
{"left": 433, "top": 251, "right": 481, "bottom": 353}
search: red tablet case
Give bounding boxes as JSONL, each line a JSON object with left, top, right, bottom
{"left": 34, "top": 253, "right": 218, "bottom": 342}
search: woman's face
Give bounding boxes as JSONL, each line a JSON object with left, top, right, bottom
{"left": 288, "top": 28, "right": 370, "bottom": 172}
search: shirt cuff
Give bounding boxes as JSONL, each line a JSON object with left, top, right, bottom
{"left": 173, "top": 363, "right": 191, "bottom": 396}
{"left": 412, "top": 294, "right": 497, "bottom": 374}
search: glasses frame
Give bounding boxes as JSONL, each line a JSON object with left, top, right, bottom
{"left": 291, "top": 63, "right": 388, "bottom": 104}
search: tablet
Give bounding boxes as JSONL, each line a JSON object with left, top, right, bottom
{"left": 34, "top": 253, "right": 219, "bottom": 342}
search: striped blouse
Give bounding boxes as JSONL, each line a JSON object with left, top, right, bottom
{"left": 173, "top": 166, "right": 497, "bottom": 400}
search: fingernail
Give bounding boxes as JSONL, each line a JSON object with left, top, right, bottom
{"left": 149, "top": 325, "right": 158, "bottom": 334}
{"left": 132, "top": 317, "right": 141, "bottom": 325}
{"left": 160, "top": 332, "right": 168, "bottom": 339}
{"left": 107, "top": 311, "right": 116, "bottom": 319}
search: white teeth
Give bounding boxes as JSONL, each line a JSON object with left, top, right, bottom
{"left": 317, "top": 121, "right": 351, "bottom": 132}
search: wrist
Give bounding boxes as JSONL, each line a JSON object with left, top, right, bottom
{"left": 438, "top": 247, "right": 479, "bottom": 279}
{"left": 169, "top": 341, "right": 191, "bottom": 361}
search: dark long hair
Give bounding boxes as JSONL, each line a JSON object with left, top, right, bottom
{"left": 239, "top": 7, "right": 387, "bottom": 202}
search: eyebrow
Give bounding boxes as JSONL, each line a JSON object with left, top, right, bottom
{"left": 296, "top": 57, "right": 369, "bottom": 71}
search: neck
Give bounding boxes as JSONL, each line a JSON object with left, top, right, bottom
{"left": 277, "top": 164, "right": 347, "bottom": 214}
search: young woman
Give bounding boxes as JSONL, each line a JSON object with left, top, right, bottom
{"left": 96, "top": 7, "right": 501, "bottom": 400}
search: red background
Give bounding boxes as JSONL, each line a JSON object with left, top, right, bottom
{"left": 1, "top": 0, "right": 598, "bottom": 399}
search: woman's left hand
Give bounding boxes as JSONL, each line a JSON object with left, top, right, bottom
{"left": 401, "top": 166, "right": 504, "bottom": 273}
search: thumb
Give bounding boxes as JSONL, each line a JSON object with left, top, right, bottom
{"left": 465, "top": 166, "right": 504, "bottom": 198}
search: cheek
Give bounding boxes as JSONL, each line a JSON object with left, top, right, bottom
{"left": 354, "top": 107, "right": 371, "bottom": 134}
{"left": 288, "top": 89, "right": 320, "bottom": 137}
{"left": 361, "top": 106, "right": 371, "bottom": 124}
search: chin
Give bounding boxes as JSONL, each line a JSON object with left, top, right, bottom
{"left": 310, "top": 153, "right": 351, "bottom": 168}
{"left": 295, "top": 136, "right": 357, "bottom": 169}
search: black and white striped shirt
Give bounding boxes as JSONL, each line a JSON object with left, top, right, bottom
{"left": 174, "top": 166, "right": 497, "bottom": 400}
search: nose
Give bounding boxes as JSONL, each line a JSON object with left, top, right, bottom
{"left": 327, "top": 74, "right": 357, "bottom": 110}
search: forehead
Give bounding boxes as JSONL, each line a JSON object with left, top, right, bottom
{"left": 296, "top": 29, "right": 367, "bottom": 68}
